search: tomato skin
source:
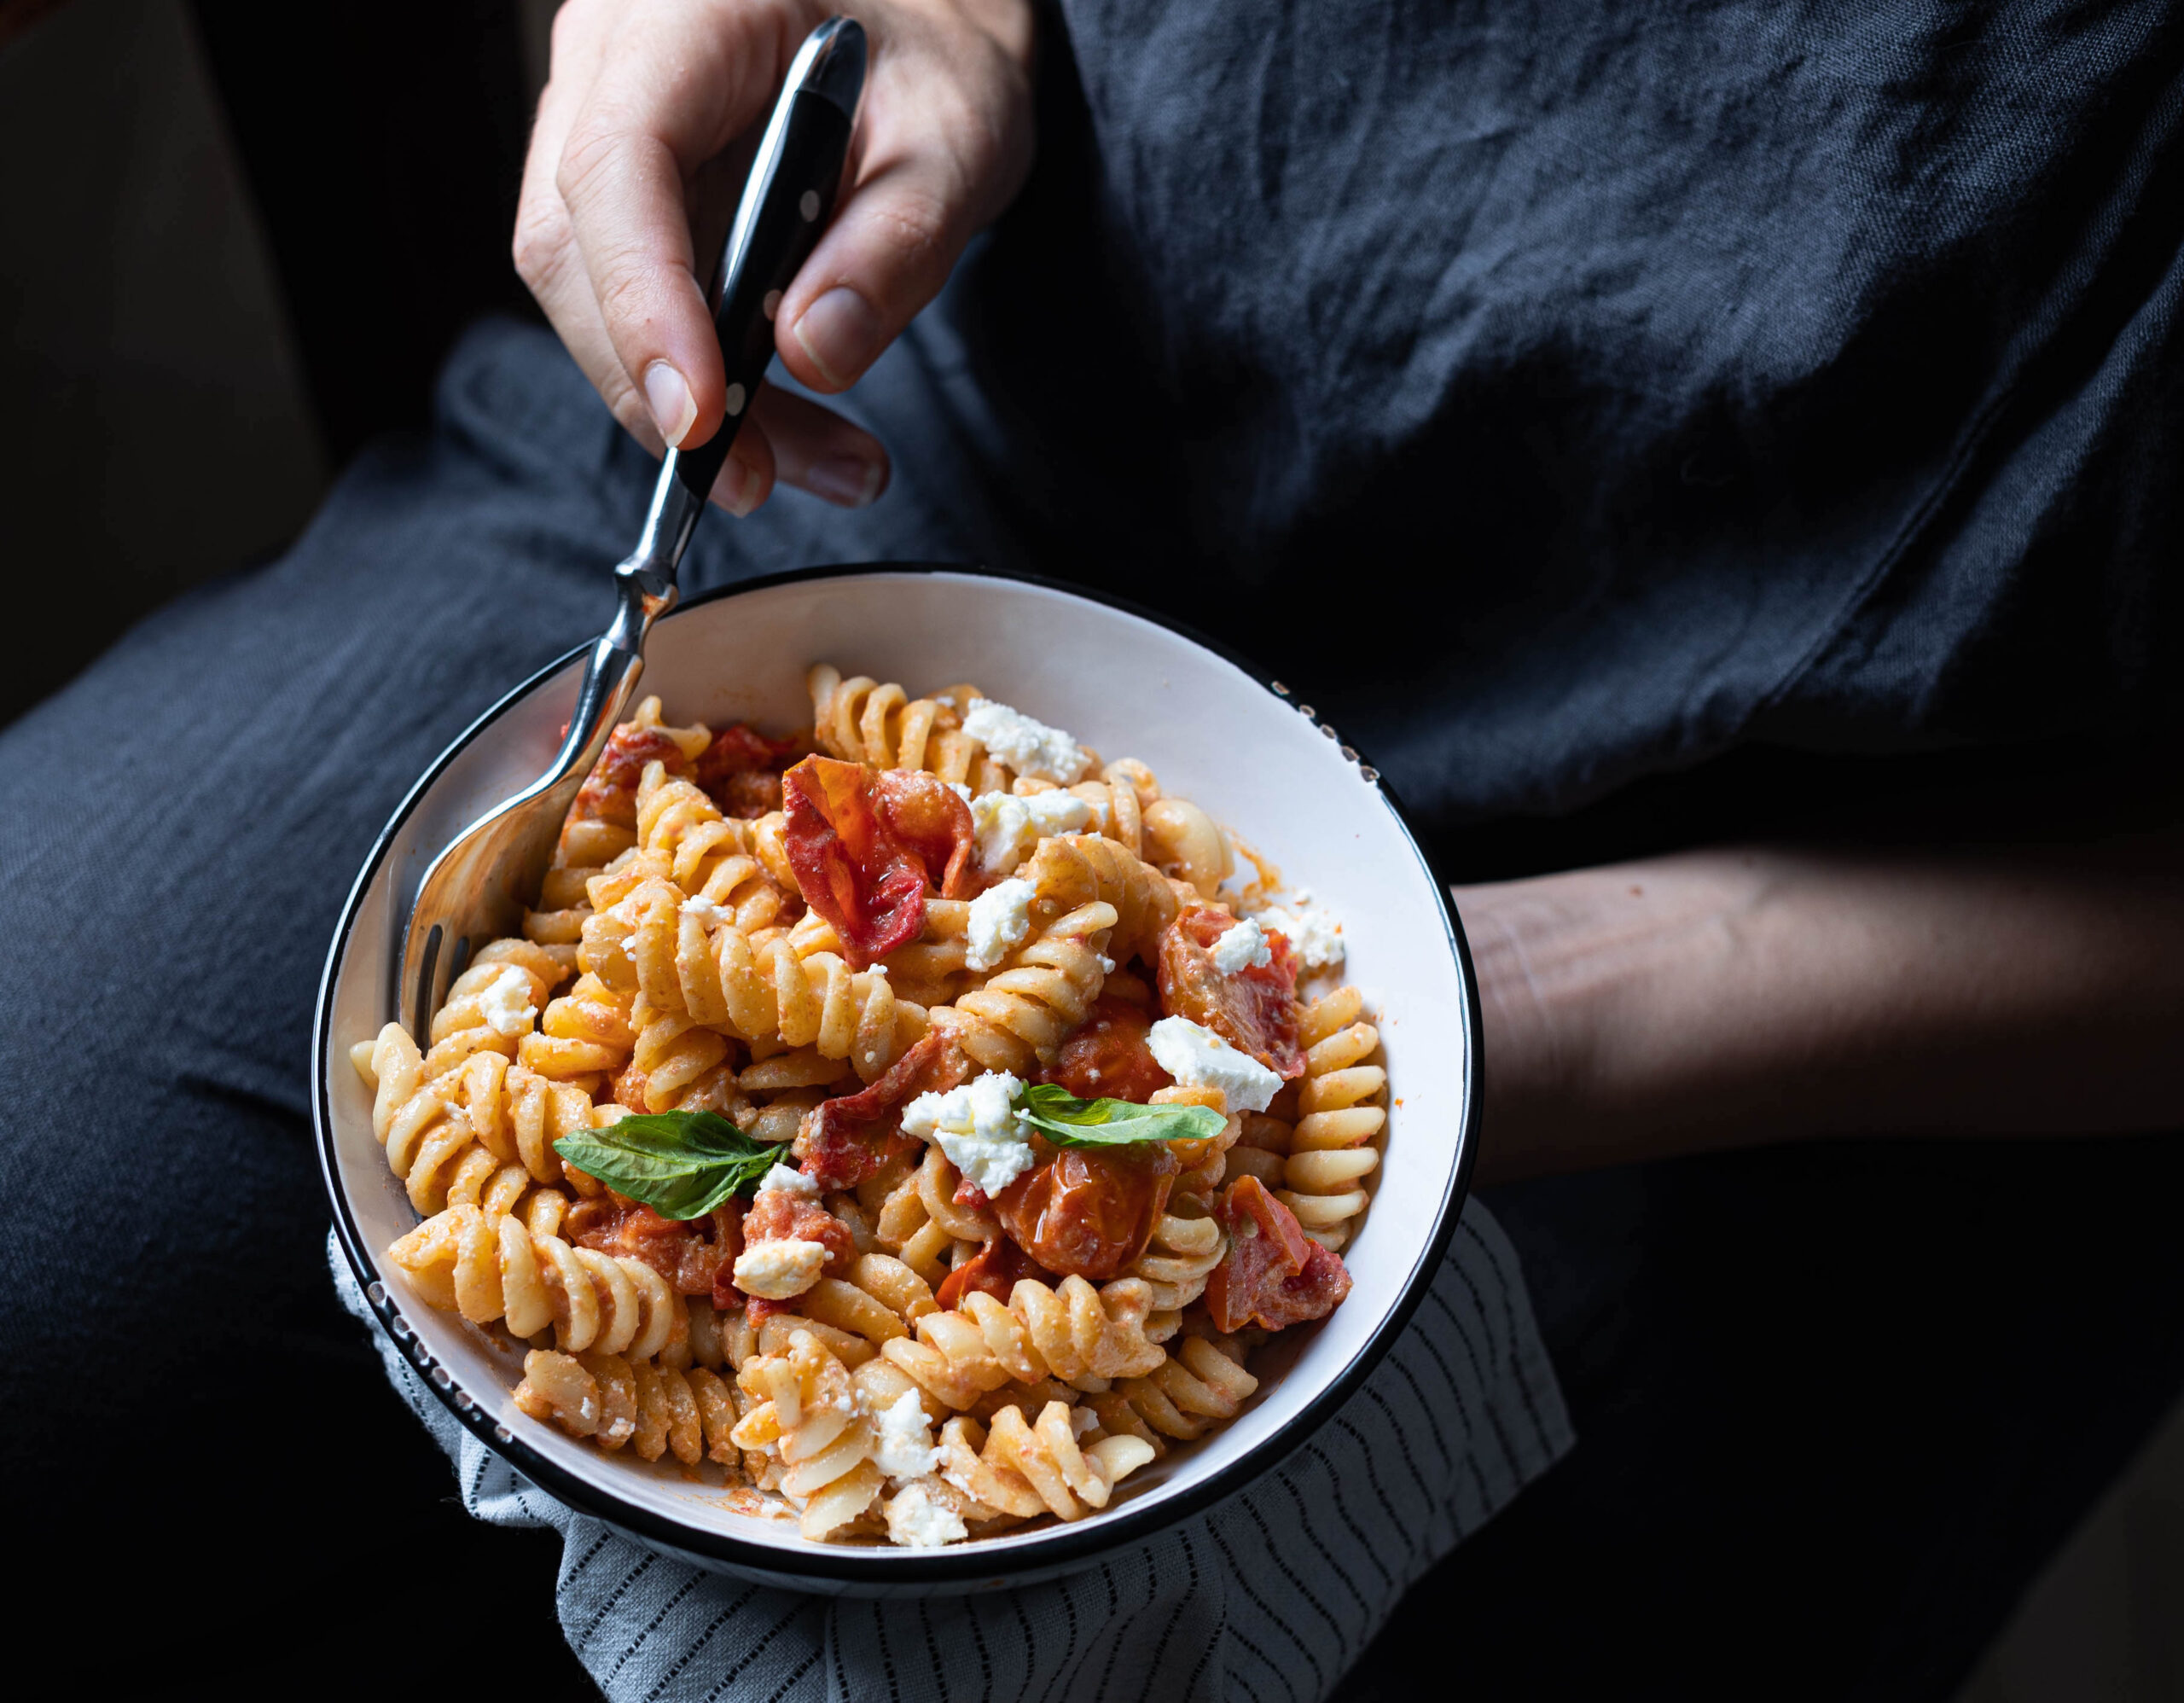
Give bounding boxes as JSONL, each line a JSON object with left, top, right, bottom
{"left": 732, "top": 1189, "right": 856, "bottom": 1316}
{"left": 693, "top": 723, "right": 799, "bottom": 817}
{"left": 794, "top": 1029, "right": 971, "bottom": 1190}
{"left": 991, "top": 1142, "right": 1178, "bottom": 1281}
{"left": 1205, "top": 1175, "right": 1351, "bottom": 1332}
{"left": 1043, "top": 996, "right": 1174, "bottom": 1103}
{"left": 782, "top": 758, "right": 976, "bottom": 967}
{"left": 1157, "top": 906, "right": 1305, "bottom": 1078}
{"left": 565, "top": 1196, "right": 740, "bottom": 1299}
{"left": 572, "top": 725, "right": 692, "bottom": 828}
{"left": 934, "top": 1237, "right": 1055, "bottom": 1310}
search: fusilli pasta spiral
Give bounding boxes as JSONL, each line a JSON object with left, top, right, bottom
{"left": 1112, "top": 1199, "right": 1227, "bottom": 1339}
{"left": 933, "top": 1403, "right": 1158, "bottom": 1523}
{"left": 516, "top": 969, "right": 636, "bottom": 1092}
{"left": 515, "top": 1348, "right": 743, "bottom": 1470}
{"left": 634, "top": 765, "right": 793, "bottom": 929}
{"left": 731, "top": 1329, "right": 887, "bottom": 1538}
{"left": 387, "top": 1194, "right": 680, "bottom": 1360}
{"left": 880, "top": 1276, "right": 1167, "bottom": 1409}
{"left": 356, "top": 1022, "right": 593, "bottom": 1213}
{"left": 870, "top": 1147, "right": 994, "bottom": 1283}
{"left": 806, "top": 664, "right": 1008, "bottom": 793}
{"left": 1278, "top": 986, "right": 1386, "bottom": 1250}
{"left": 1083, "top": 1334, "right": 1261, "bottom": 1446}
{"left": 937, "top": 899, "right": 1117, "bottom": 1074}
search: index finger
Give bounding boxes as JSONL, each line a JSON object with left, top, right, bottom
{"left": 554, "top": 0, "right": 819, "bottom": 450}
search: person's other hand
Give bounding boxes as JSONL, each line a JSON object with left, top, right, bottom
{"left": 516, "top": 0, "right": 1036, "bottom": 515}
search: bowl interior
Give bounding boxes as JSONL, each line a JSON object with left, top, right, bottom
{"left": 321, "top": 567, "right": 1473, "bottom": 1582}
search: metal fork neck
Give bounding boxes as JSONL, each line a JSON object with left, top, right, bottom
{"left": 623, "top": 446, "right": 708, "bottom": 598}
{"left": 549, "top": 450, "right": 698, "bottom": 789}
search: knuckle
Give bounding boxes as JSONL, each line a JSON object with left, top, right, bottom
{"left": 510, "top": 196, "right": 571, "bottom": 290}
{"left": 554, "top": 110, "right": 633, "bottom": 212}
{"left": 592, "top": 258, "right": 661, "bottom": 328}
{"left": 865, "top": 186, "right": 954, "bottom": 278}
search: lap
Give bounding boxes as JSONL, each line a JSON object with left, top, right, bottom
{"left": 1335, "top": 1134, "right": 2184, "bottom": 1700}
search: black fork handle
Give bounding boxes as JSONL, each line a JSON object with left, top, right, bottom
{"left": 671, "top": 19, "right": 866, "bottom": 508}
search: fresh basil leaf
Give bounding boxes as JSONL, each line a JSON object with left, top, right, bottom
{"left": 1011, "top": 1081, "right": 1227, "bottom": 1148}
{"left": 553, "top": 1110, "right": 783, "bottom": 1220}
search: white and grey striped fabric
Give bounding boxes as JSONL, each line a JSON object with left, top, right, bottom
{"left": 333, "top": 1200, "right": 1570, "bottom": 1703}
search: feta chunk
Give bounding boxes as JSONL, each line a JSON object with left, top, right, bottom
{"left": 969, "top": 788, "right": 1095, "bottom": 876}
{"left": 680, "top": 896, "right": 736, "bottom": 928}
{"left": 901, "top": 1070, "right": 1037, "bottom": 1195}
{"left": 731, "top": 1237, "right": 828, "bottom": 1300}
{"left": 1258, "top": 892, "right": 1345, "bottom": 970}
{"left": 1145, "top": 1016, "right": 1283, "bottom": 1114}
{"left": 965, "top": 876, "right": 1037, "bottom": 972}
{"left": 476, "top": 967, "right": 537, "bottom": 1037}
{"left": 1211, "top": 914, "right": 1273, "bottom": 974}
{"left": 961, "top": 698, "right": 1095, "bottom": 784}
{"left": 869, "top": 1391, "right": 940, "bottom": 1480}
{"left": 885, "top": 1480, "right": 969, "bottom": 1549}
{"left": 754, "top": 1163, "right": 818, "bottom": 1202}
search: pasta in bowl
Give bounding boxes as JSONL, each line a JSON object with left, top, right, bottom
{"left": 316, "top": 567, "right": 1477, "bottom": 1590}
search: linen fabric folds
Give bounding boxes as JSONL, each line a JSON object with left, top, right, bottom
{"left": 334, "top": 1200, "right": 1569, "bottom": 1703}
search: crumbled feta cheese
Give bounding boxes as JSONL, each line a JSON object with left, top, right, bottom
{"left": 901, "top": 1070, "right": 1037, "bottom": 1195}
{"left": 1145, "top": 1017, "right": 1283, "bottom": 1114}
{"left": 870, "top": 1391, "right": 940, "bottom": 1479}
{"left": 1211, "top": 915, "right": 1272, "bottom": 974}
{"left": 1025, "top": 790, "right": 1093, "bottom": 834}
{"left": 968, "top": 788, "right": 1095, "bottom": 875}
{"left": 961, "top": 698, "right": 1095, "bottom": 784}
{"left": 945, "top": 781, "right": 973, "bottom": 803}
{"left": 680, "top": 896, "right": 735, "bottom": 928}
{"left": 1069, "top": 1404, "right": 1099, "bottom": 1439}
{"left": 1258, "top": 897, "right": 1345, "bottom": 970}
{"left": 754, "top": 1163, "right": 818, "bottom": 1202}
{"left": 731, "top": 1237, "right": 828, "bottom": 1300}
{"left": 476, "top": 967, "right": 537, "bottom": 1037}
{"left": 886, "top": 1480, "right": 969, "bottom": 1549}
{"left": 965, "top": 876, "right": 1036, "bottom": 972}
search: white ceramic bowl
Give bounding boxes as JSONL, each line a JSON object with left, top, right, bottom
{"left": 315, "top": 565, "right": 1480, "bottom": 1594}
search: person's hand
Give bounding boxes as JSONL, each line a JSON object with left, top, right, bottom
{"left": 515, "top": 0, "right": 1036, "bottom": 514}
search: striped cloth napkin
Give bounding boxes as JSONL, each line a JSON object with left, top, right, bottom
{"left": 333, "top": 1200, "right": 1568, "bottom": 1703}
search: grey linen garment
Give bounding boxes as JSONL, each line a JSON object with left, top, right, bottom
{"left": 334, "top": 1203, "right": 1568, "bottom": 1703}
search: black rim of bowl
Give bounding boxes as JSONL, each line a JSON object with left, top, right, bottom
{"left": 314, "top": 559, "right": 1483, "bottom": 1584}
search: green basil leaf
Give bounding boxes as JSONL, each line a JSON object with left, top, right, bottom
{"left": 553, "top": 1110, "right": 784, "bottom": 1220}
{"left": 1011, "top": 1081, "right": 1227, "bottom": 1148}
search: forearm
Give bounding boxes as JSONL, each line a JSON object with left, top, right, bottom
{"left": 1460, "top": 838, "right": 2184, "bottom": 1183}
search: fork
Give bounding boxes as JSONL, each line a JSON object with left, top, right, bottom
{"left": 398, "top": 15, "right": 868, "bottom": 1041}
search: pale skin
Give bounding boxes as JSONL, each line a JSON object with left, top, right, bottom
{"left": 520, "top": 2, "right": 2184, "bottom": 1177}
{"left": 1461, "top": 840, "right": 2184, "bottom": 1183}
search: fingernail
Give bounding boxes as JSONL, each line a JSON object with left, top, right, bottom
{"left": 642, "top": 360, "right": 697, "bottom": 447}
{"left": 713, "top": 453, "right": 762, "bottom": 517}
{"left": 804, "top": 453, "right": 886, "bottom": 509}
{"left": 793, "top": 288, "right": 883, "bottom": 388}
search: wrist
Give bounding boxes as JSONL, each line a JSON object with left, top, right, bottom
{"left": 1455, "top": 853, "right": 1786, "bottom": 1182}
